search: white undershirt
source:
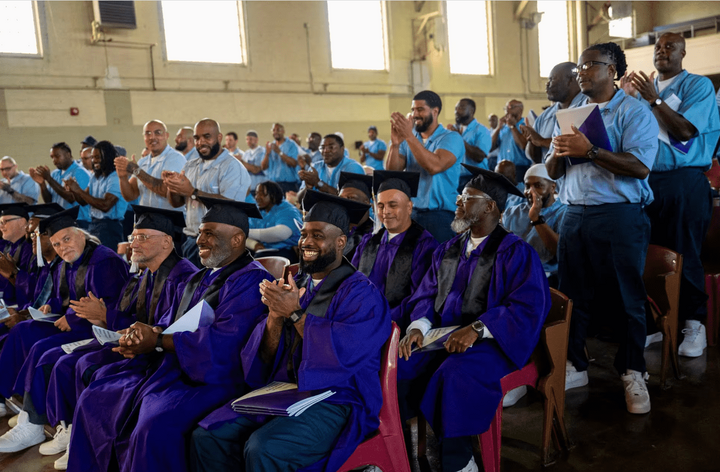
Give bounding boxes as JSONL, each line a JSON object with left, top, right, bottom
{"left": 387, "top": 232, "right": 400, "bottom": 241}
{"left": 658, "top": 75, "right": 678, "bottom": 93}
{"left": 466, "top": 235, "right": 488, "bottom": 257}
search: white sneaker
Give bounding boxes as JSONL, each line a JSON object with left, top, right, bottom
{"left": 0, "top": 402, "right": 6, "bottom": 417}
{"left": 565, "top": 361, "right": 589, "bottom": 391}
{"left": 8, "top": 414, "right": 19, "bottom": 428}
{"left": 678, "top": 321, "right": 707, "bottom": 358}
{"left": 0, "top": 417, "right": 46, "bottom": 452}
{"left": 55, "top": 446, "right": 69, "bottom": 470}
{"left": 39, "top": 423, "right": 71, "bottom": 455}
{"left": 458, "top": 456, "right": 479, "bottom": 472}
{"left": 502, "top": 385, "right": 527, "bottom": 408}
{"left": 621, "top": 370, "right": 651, "bottom": 414}
{"left": 645, "top": 331, "right": 663, "bottom": 348}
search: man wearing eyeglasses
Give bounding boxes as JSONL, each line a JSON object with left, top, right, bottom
{"left": 491, "top": 99, "right": 531, "bottom": 182}
{"left": 546, "top": 42, "right": 659, "bottom": 415}
{"left": 297, "top": 134, "right": 364, "bottom": 200}
{"left": 622, "top": 32, "right": 720, "bottom": 359}
{"left": 0, "top": 204, "right": 35, "bottom": 307}
{"left": 0, "top": 156, "right": 39, "bottom": 205}
{"left": 114, "top": 120, "right": 187, "bottom": 212}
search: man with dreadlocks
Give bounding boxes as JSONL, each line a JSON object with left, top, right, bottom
{"left": 397, "top": 168, "right": 550, "bottom": 472}
{"left": 546, "top": 42, "right": 659, "bottom": 414}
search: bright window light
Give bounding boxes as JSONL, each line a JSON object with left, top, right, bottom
{"left": 327, "top": 1, "right": 387, "bottom": 71}
{"left": 447, "top": 1, "right": 491, "bottom": 75}
{"left": 609, "top": 17, "right": 633, "bottom": 39}
{"left": 537, "top": 1, "right": 570, "bottom": 77}
{"left": 0, "top": 1, "right": 40, "bottom": 55}
{"left": 161, "top": 1, "right": 245, "bottom": 64}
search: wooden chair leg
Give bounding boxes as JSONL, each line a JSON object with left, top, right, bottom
{"left": 416, "top": 416, "right": 427, "bottom": 459}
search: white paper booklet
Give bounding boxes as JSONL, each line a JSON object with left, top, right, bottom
{"left": 61, "top": 338, "right": 94, "bottom": 354}
{"left": 29, "top": 306, "right": 61, "bottom": 323}
{"left": 556, "top": 103, "right": 598, "bottom": 135}
{"left": 231, "top": 381, "right": 336, "bottom": 417}
{"left": 412, "top": 325, "right": 460, "bottom": 353}
{"left": 92, "top": 325, "right": 123, "bottom": 346}
{"left": 163, "top": 300, "right": 215, "bottom": 335}
{"left": 0, "top": 299, "right": 10, "bottom": 322}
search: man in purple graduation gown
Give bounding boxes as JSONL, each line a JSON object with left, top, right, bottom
{"left": 34, "top": 205, "right": 198, "bottom": 468}
{"left": 397, "top": 168, "right": 550, "bottom": 472}
{"left": 191, "top": 190, "right": 391, "bottom": 472}
{"left": 337, "top": 174, "right": 375, "bottom": 262}
{"left": 0, "top": 203, "right": 35, "bottom": 306}
{"left": 66, "top": 197, "right": 269, "bottom": 472}
{"left": 0, "top": 206, "right": 129, "bottom": 453}
{"left": 352, "top": 170, "right": 438, "bottom": 331}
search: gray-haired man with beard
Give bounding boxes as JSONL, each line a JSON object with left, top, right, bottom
{"left": 163, "top": 119, "right": 251, "bottom": 267}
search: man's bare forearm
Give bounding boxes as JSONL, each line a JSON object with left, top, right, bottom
{"left": 259, "top": 316, "right": 284, "bottom": 363}
{"left": 136, "top": 170, "right": 168, "bottom": 198}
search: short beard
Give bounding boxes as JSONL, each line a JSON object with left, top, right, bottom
{"left": 451, "top": 215, "right": 479, "bottom": 234}
{"left": 199, "top": 142, "right": 221, "bottom": 160}
{"left": 175, "top": 141, "right": 188, "bottom": 152}
{"left": 200, "top": 239, "right": 233, "bottom": 269}
{"left": 455, "top": 113, "right": 471, "bottom": 125}
{"left": 414, "top": 115, "right": 433, "bottom": 133}
{"left": 300, "top": 246, "right": 339, "bottom": 274}
{"left": 93, "top": 167, "right": 103, "bottom": 178}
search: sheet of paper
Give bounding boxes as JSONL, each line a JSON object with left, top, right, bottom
{"left": 0, "top": 299, "right": 10, "bottom": 322}
{"left": 233, "top": 381, "right": 299, "bottom": 403}
{"left": 92, "top": 325, "right": 122, "bottom": 346}
{"left": 526, "top": 110, "right": 537, "bottom": 128}
{"left": 61, "top": 338, "right": 94, "bottom": 354}
{"left": 28, "top": 306, "right": 60, "bottom": 323}
{"left": 657, "top": 94, "right": 692, "bottom": 153}
{"left": 163, "top": 300, "right": 215, "bottom": 335}
{"left": 556, "top": 103, "right": 597, "bottom": 135}
{"left": 412, "top": 325, "right": 460, "bottom": 353}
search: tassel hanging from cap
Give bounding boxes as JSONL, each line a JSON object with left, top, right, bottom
{"left": 35, "top": 231, "right": 45, "bottom": 268}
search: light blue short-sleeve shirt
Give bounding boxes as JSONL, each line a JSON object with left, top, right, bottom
{"left": 533, "top": 93, "right": 587, "bottom": 161}
{"left": 87, "top": 171, "right": 127, "bottom": 220}
{"left": 266, "top": 139, "right": 300, "bottom": 184}
{"left": 398, "top": 124, "right": 465, "bottom": 212}
{"left": 497, "top": 118, "right": 532, "bottom": 168}
{"left": 551, "top": 89, "right": 659, "bottom": 206}
{"left": 300, "top": 156, "right": 365, "bottom": 192}
{"left": 640, "top": 70, "right": 720, "bottom": 172}
{"left": 0, "top": 171, "right": 40, "bottom": 205}
{"left": 135, "top": 145, "right": 187, "bottom": 210}
{"left": 363, "top": 139, "right": 387, "bottom": 171}
{"left": 182, "top": 149, "right": 251, "bottom": 236}
{"left": 459, "top": 119, "right": 493, "bottom": 174}
{"left": 49, "top": 162, "right": 90, "bottom": 222}
{"left": 242, "top": 147, "right": 268, "bottom": 191}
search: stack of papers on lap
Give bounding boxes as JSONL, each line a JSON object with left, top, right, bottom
{"left": 0, "top": 299, "right": 10, "bottom": 322}
{"left": 92, "top": 325, "right": 122, "bottom": 346}
{"left": 61, "top": 338, "right": 94, "bottom": 354}
{"left": 163, "top": 300, "right": 214, "bottom": 334}
{"left": 231, "top": 381, "right": 336, "bottom": 417}
{"left": 412, "top": 326, "right": 460, "bottom": 353}
{"left": 556, "top": 103, "right": 612, "bottom": 165}
{"left": 29, "top": 306, "right": 61, "bottom": 323}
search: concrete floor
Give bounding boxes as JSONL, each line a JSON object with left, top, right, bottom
{"left": 0, "top": 338, "right": 717, "bottom": 472}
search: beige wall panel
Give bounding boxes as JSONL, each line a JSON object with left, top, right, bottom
{"left": 4, "top": 90, "right": 107, "bottom": 128}
{"left": 625, "top": 33, "right": 720, "bottom": 77}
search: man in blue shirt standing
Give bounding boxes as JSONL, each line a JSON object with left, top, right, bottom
{"left": 0, "top": 157, "right": 38, "bottom": 205}
{"left": 547, "top": 42, "right": 659, "bottom": 415}
{"left": 261, "top": 123, "right": 300, "bottom": 194}
{"left": 297, "top": 134, "right": 364, "bottom": 199}
{"left": 521, "top": 62, "right": 585, "bottom": 163}
{"left": 624, "top": 32, "right": 720, "bottom": 358}
{"left": 240, "top": 130, "right": 266, "bottom": 200}
{"left": 386, "top": 90, "right": 465, "bottom": 243}
{"left": 491, "top": 99, "right": 532, "bottom": 182}
{"left": 29, "top": 143, "right": 91, "bottom": 229}
{"left": 448, "top": 98, "right": 493, "bottom": 192}
{"left": 359, "top": 125, "right": 387, "bottom": 171}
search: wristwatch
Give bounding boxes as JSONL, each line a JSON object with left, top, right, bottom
{"left": 651, "top": 98, "right": 663, "bottom": 108}
{"left": 190, "top": 188, "right": 199, "bottom": 200}
{"left": 471, "top": 320, "right": 486, "bottom": 338}
{"left": 289, "top": 309, "right": 304, "bottom": 324}
{"left": 155, "top": 334, "right": 165, "bottom": 352}
{"left": 530, "top": 215, "right": 546, "bottom": 226}
{"left": 132, "top": 167, "right": 141, "bottom": 176}
{"left": 586, "top": 145, "right": 599, "bottom": 160}
{"left": 317, "top": 181, "right": 325, "bottom": 189}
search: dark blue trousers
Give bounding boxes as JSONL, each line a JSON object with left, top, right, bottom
{"left": 413, "top": 209, "right": 456, "bottom": 243}
{"left": 182, "top": 235, "right": 202, "bottom": 269}
{"left": 558, "top": 203, "right": 650, "bottom": 374}
{"left": 89, "top": 218, "right": 123, "bottom": 253}
{"left": 646, "top": 168, "right": 713, "bottom": 322}
{"left": 190, "top": 402, "right": 350, "bottom": 472}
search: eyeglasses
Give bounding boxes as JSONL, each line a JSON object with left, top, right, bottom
{"left": 144, "top": 130, "right": 166, "bottom": 137}
{"left": 0, "top": 166, "right": 15, "bottom": 172}
{"left": 0, "top": 217, "right": 22, "bottom": 226}
{"left": 128, "top": 234, "right": 163, "bottom": 243}
{"left": 572, "top": 61, "right": 614, "bottom": 74}
{"left": 456, "top": 195, "right": 492, "bottom": 205}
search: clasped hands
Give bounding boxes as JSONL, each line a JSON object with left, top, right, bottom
{"left": 113, "top": 322, "right": 163, "bottom": 358}
{"left": 161, "top": 170, "right": 194, "bottom": 197}
{"left": 398, "top": 325, "right": 480, "bottom": 361}
{"left": 551, "top": 126, "right": 593, "bottom": 159}
{"left": 69, "top": 291, "right": 107, "bottom": 327}
{"left": 259, "top": 276, "right": 306, "bottom": 320}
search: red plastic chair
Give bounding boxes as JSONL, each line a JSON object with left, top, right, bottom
{"left": 417, "top": 288, "right": 573, "bottom": 471}
{"left": 255, "top": 256, "right": 290, "bottom": 280}
{"left": 705, "top": 158, "right": 720, "bottom": 191}
{"left": 338, "top": 322, "right": 411, "bottom": 472}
